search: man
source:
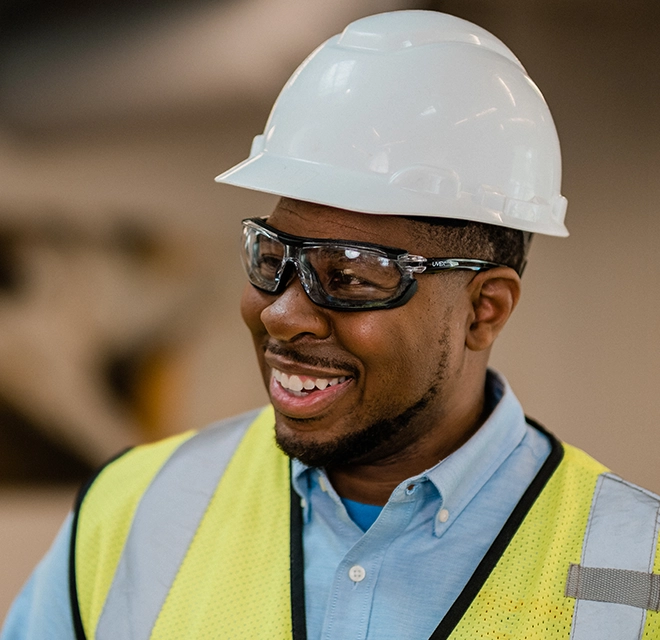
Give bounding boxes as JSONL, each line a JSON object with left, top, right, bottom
{"left": 3, "top": 10, "right": 660, "bottom": 640}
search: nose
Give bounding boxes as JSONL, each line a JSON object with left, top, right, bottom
{"left": 260, "top": 275, "right": 332, "bottom": 343}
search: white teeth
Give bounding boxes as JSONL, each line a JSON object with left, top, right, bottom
{"left": 288, "top": 375, "right": 304, "bottom": 392}
{"left": 272, "top": 368, "right": 348, "bottom": 393}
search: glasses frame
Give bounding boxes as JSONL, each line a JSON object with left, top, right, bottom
{"left": 241, "top": 217, "right": 505, "bottom": 311}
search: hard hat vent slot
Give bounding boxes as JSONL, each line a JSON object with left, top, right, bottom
{"left": 477, "top": 187, "right": 507, "bottom": 213}
{"left": 504, "top": 198, "right": 546, "bottom": 223}
{"left": 390, "top": 166, "right": 460, "bottom": 199}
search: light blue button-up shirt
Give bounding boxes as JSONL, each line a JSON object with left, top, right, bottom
{"left": 2, "top": 371, "right": 550, "bottom": 639}
{"left": 292, "top": 370, "right": 550, "bottom": 639}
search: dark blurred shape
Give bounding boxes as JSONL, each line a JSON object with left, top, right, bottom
{"left": 102, "top": 344, "right": 173, "bottom": 442}
{"left": 0, "top": 232, "right": 22, "bottom": 294}
{"left": 105, "top": 351, "right": 142, "bottom": 408}
{"left": 104, "top": 345, "right": 159, "bottom": 413}
{"left": 0, "top": 398, "right": 93, "bottom": 484}
{"left": 0, "top": 0, "right": 204, "bottom": 39}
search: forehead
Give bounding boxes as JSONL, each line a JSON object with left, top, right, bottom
{"left": 268, "top": 198, "right": 446, "bottom": 254}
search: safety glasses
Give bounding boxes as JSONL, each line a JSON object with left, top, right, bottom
{"left": 241, "top": 218, "right": 504, "bottom": 311}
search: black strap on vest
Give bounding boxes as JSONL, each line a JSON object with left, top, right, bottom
{"left": 69, "top": 448, "right": 133, "bottom": 640}
{"left": 289, "top": 418, "right": 564, "bottom": 640}
{"left": 290, "top": 464, "right": 308, "bottom": 640}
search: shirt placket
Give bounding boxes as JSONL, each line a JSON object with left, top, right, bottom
{"left": 320, "top": 484, "right": 422, "bottom": 640}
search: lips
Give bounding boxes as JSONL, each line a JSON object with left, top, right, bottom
{"left": 268, "top": 365, "right": 353, "bottom": 419}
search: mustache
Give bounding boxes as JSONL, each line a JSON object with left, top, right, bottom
{"left": 265, "top": 342, "right": 360, "bottom": 378}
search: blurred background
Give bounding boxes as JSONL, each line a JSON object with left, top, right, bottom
{"left": 0, "top": 0, "right": 658, "bottom": 619}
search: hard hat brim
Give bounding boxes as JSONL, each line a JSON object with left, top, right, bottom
{"left": 215, "top": 152, "right": 569, "bottom": 237}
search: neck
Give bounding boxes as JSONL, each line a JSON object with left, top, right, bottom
{"left": 327, "top": 386, "right": 489, "bottom": 505}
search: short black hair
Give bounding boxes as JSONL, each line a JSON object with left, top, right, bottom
{"left": 404, "top": 216, "right": 533, "bottom": 276}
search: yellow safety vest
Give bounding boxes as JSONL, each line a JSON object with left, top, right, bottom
{"left": 71, "top": 407, "right": 660, "bottom": 639}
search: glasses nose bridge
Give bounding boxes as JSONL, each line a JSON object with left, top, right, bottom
{"left": 277, "top": 241, "right": 311, "bottom": 292}
{"left": 280, "top": 239, "right": 300, "bottom": 263}
{"left": 279, "top": 240, "right": 300, "bottom": 274}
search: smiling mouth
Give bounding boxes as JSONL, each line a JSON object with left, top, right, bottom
{"left": 271, "top": 367, "right": 349, "bottom": 396}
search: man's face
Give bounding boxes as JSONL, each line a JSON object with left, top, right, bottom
{"left": 240, "top": 199, "right": 474, "bottom": 469}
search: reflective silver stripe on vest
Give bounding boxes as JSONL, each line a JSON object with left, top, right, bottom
{"left": 96, "top": 409, "right": 260, "bottom": 640}
{"left": 568, "top": 472, "right": 660, "bottom": 640}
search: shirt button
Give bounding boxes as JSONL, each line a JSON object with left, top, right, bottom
{"left": 437, "top": 509, "right": 449, "bottom": 523}
{"left": 348, "top": 565, "right": 366, "bottom": 582}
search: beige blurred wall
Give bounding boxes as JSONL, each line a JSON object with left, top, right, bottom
{"left": 1, "top": 0, "right": 659, "bottom": 622}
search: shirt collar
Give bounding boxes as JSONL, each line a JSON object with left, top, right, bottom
{"left": 423, "top": 370, "right": 527, "bottom": 535}
{"left": 291, "top": 369, "right": 528, "bottom": 534}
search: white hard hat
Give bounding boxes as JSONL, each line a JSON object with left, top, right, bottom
{"left": 216, "top": 10, "right": 568, "bottom": 236}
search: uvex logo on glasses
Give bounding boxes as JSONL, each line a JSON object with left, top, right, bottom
{"left": 241, "top": 218, "right": 504, "bottom": 311}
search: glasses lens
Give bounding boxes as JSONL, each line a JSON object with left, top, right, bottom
{"left": 302, "top": 246, "right": 403, "bottom": 302}
{"left": 242, "top": 224, "right": 285, "bottom": 291}
{"left": 241, "top": 220, "right": 412, "bottom": 309}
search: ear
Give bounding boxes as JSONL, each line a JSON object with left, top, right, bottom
{"left": 465, "top": 267, "right": 521, "bottom": 352}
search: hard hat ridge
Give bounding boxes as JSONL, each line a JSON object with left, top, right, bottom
{"left": 335, "top": 10, "right": 523, "bottom": 68}
{"left": 216, "top": 10, "right": 569, "bottom": 237}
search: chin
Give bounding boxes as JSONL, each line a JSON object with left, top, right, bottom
{"left": 274, "top": 427, "right": 342, "bottom": 468}
{"left": 273, "top": 390, "right": 434, "bottom": 469}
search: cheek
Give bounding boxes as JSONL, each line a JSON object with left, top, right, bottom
{"left": 240, "top": 284, "right": 267, "bottom": 337}
{"left": 337, "top": 311, "right": 431, "bottom": 386}
{"left": 240, "top": 285, "right": 273, "bottom": 387}
{"left": 340, "top": 288, "right": 467, "bottom": 390}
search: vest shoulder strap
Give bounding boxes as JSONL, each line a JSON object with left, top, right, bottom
{"left": 567, "top": 472, "right": 660, "bottom": 639}
{"left": 72, "top": 408, "right": 261, "bottom": 639}
{"left": 146, "top": 405, "right": 292, "bottom": 639}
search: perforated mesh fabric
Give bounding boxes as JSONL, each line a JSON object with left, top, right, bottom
{"left": 448, "top": 444, "right": 607, "bottom": 639}
{"left": 643, "top": 541, "right": 660, "bottom": 636}
{"left": 150, "top": 406, "right": 292, "bottom": 639}
{"left": 76, "top": 431, "right": 195, "bottom": 637}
